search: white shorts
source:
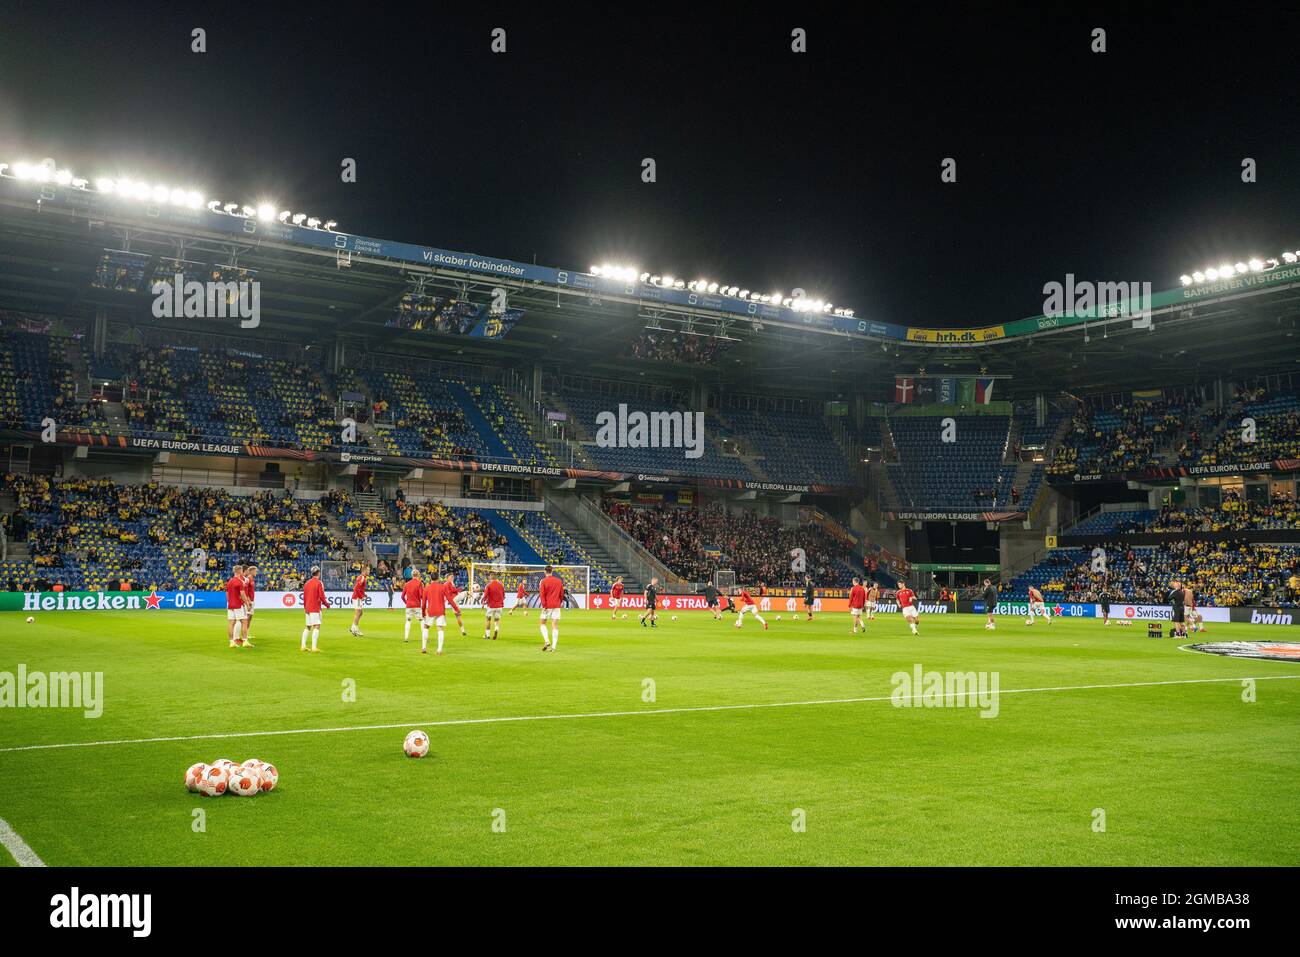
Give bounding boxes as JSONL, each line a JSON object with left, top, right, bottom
{"left": 486, "top": 607, "right": 502, "bottom": 619}
{"left": 738, "top": 604, "right": 759, "bottom": 616}
{"left": 541, "top": 607, "right": 561, "bottom": 621}
{"left": 227, "top": 608, "right": 246, "bottom": 622}
{"left": 1030, "top": 601, "right": 1047, "bottom": 616}
{"left": 351, "top": 597, "right": 365, "bottom": 610}
{"left": 304, "top": 612, "right": 321, "bottom": 627}
{"left": 423, "top": 615, "right": 447, "bottom": 628}
{"left": 405, "top": 607, "right": 422, "bottom": 621}
{"left": 850, "top": 607, "right": 863, "bottom": 617}
{"left": 866, "top": 601, "right": 877, "bottom": 612}
{"left": 902, "top": 606, "right": 919, "bottom": 621}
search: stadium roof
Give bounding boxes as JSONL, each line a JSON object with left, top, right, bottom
{"left": 2, "top": 174, "right": 1298, "bottom": 400}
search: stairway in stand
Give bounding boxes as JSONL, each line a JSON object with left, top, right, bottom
{"left": 546, "top": 509, "right": 641, "bottom": 593}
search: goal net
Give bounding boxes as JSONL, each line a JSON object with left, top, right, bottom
{"left": 320, "top": 560, "right": 352, "bottom": 592}
{"left": 714, "top": 569, "right": 736, "bottom": 592}
{"left": 468, "top": 562, "right": 592, "bottom": 609}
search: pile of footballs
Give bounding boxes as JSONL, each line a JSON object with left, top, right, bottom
{"left": 185, "top": 758, "right": 279, "bottom": 797}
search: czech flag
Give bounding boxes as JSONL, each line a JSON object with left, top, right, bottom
{"left": 975, "top": 377, "right": 995, "bottom": 404}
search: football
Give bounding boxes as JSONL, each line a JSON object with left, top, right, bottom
{"left": 671, "top": 615, "right": 678, "bottom": 622}
{"left": 184, "top": 763, "right": 207, "bottom": 792}
{"left": 621, "top": 613, "right": 628, "bottom": 619}
{"left": 25, "top": 616, "right": 34, "bottom": 623}
{"left": 228, "top": 766, "right": 262, "bottom": 796}
{"left": 404, "top": 730, "right": 429, "bottom": 758}
{"left": 258, "top": 763, "right": 279, "bottom": 792}
{"left": 196, "top": 764, "right": 230, "bottom": 797}
{"left": 776, "top": 615, "right": 782, "bottom": 621}
{"left": 212, "top": 758, "right": 237, "bottom": 772}
{"left": 241, "top": 758, "right": 265, "bottom": 772}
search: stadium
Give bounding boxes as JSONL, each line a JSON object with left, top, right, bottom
{"left": 0, "top": 8, "right": 1295, "bottom": 929}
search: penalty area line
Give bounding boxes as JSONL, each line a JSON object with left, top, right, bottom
{"left": 0, "top": 818, "right": 46, "bottom": 867}
{"left": 1, "top": 673, "right": 1297, "bottom": 755}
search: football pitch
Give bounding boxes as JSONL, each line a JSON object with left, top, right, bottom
{"left": 1, "top": 608, "right": 1297, "bottom": 867}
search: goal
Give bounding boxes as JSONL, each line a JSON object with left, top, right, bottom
{"left": 319, "top": 560, "right": 352, "bottom": 592}
{"left": 469, "top": 562, "right": 591, "bottom": 609}
{"left": 714, "top": 569, "right": 736, "bottom": 592}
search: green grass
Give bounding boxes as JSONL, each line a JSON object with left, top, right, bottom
{"left": 0, "top": 608, "right": 1297, "bottom": 866}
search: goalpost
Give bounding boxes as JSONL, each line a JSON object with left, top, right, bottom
{"left": 468, "top": 562, "right": 592, "bottom": 609}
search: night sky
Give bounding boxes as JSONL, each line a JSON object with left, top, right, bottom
{"left": 1, "top": 1, "right": 1296, "bottom": 329}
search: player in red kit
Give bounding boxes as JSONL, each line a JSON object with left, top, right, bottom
{"left": 734, "top": 585, "right": 768, "bottom": 630}
{"left": 301, "top": 565, "right": 327, "bottom": 652}
{"left": 226, "top": 563, "right": 247, "bottom": 648}
{"left": 848, "top": 577, "right": 867, "bottom": 634}
{"left": 610, "top": 576, "right": 625, "bottom": 620}
{"left": 401, "top": 570, "right": 424, "bottom": 643}
{"left": 1026, "top": 585, "right": 1051, "bottom": 625}
{"left": 483, "top": 575, "right": 505, "bottom": 640}
{"left": 538, "top": 565, "right": 564, "bottom": 651}
{"left": 420, "top": 570, "right": 455, "bottom": 655}
{"left": 445, "top": 574, "right": 467, "bottom": 636}
{"left": 510, "top": 581, "right": 528, "bottom": 616}
{"left": 896, "top": 583, "right": 919, "bottom": 636}
{"left": 349, "top": 569, "right": 368, "bottom": 637}
{"left": 241, "top": 564, "right": 258, "bottom": 647}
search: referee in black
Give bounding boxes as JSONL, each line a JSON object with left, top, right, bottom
{"left": 703, "top": 580, "right": 720, "bottom": 620}
{"left": 1168, "top": 579, "right": 1185, "bottom": 638}
{"left": 640, "top": 577, "right": 659, "bottom": 628}
{"left": 982, "top": 577, "right": 999, "bottom": 630}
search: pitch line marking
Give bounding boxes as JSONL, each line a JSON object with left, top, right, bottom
{"left": 1, "top": 674, "right": 1297, "bottom": 755}
{"left": 0, "top": 818, "right": 46, "bottom": 867}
